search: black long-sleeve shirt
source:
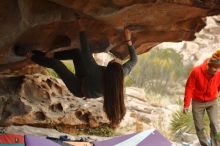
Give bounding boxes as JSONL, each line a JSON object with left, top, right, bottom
{"left": 80, "top": 31, "right": 137, "bottom": 98}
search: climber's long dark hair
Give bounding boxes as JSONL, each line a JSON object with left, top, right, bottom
{"left": 103, "top": 61, "right": 126, "bottom": 128}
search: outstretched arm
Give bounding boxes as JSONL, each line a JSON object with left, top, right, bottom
{"left": 122, "top": 28, "right": 138, "bottom": 76}
{"left": 78, "top": 17, "right": 97, "bottom": 66}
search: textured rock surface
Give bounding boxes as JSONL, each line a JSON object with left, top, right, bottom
{"left": 0, "top": 74, "right": 108, "bottom": 133}
{"left": 0, "top": 0, "right": 220, "bottom": 74}
{"left": 0, "top": 74, "right": 178, "bottom": 136}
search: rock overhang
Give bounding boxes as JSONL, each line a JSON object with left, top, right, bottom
{"left": 0, "top": 0, "right": 220, "bottom": 74}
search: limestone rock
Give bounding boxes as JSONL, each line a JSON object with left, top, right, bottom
{"left": 181, "top": 133, "right": 198, "bottom": 144}
{"left": 116, "top": 87, "right": 178, "bottom": 135}
{"left": 0, "top": 74, "right": 179, "bottom": 136}
{"left": 0, "top": 74, "right": 108, "bottom": 132}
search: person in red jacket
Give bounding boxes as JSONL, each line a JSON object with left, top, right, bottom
{"left": 183, "top": 50, "right": 220, "bottom": 146}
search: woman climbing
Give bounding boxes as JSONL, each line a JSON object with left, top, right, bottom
{"left": 14, "top": 16, "right": 137, "bottom": 128}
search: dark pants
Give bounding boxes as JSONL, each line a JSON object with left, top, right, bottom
{"left": 192, "top": 99, "right": 220, "bottom": 146}
{"left": 31, "top": 49, "right": 87, "bottom": 97}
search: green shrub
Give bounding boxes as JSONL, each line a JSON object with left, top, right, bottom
{"left": 85, "top": 126, "right": 113, "bottom": 137}
{"left": 84, "top": 125, "right": 114, "bottom": 137}
{"left": 46, "top": 68, "right": 59, "bottom": 78}
{"left": 45, "top": 61, "right": 75, "bottom": 78}
{"left": 125, "top": 48, "right": 193, "bottom": 95}
{"left": 170, "top": 110, "right": 209, "bottom": 136}
{"left": 55, "top": 124, "right": 114, "bottom": 137}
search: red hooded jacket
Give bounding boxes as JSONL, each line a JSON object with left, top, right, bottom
{"left": 184, "top": 59, "right": 220, "bottom": 108}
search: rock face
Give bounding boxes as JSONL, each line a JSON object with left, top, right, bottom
{"left": 0, "top": 74, "right": 108, "bottom": 133}
{"left": 0, "top": 74, "right": 178, "bottom": 137}
{"left": 0, "top": 0, "right": 220, "bottom": 74}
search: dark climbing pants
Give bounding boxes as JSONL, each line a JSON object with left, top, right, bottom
{"left": 31, "top": 49, "right": 87, "bottom": 97}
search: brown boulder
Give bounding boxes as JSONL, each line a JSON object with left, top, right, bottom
{"left": 0, "top": 74, "right": 108, "bottom": 132}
